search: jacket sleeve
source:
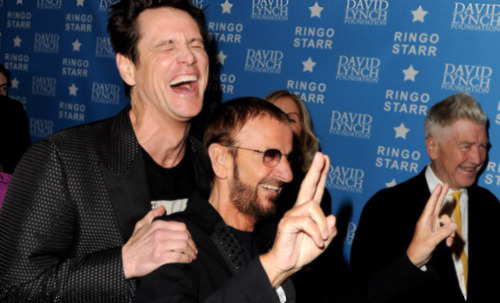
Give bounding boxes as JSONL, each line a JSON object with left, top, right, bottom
{"left": 134, "top": 258, "right": 294, "bottom": 303}
{"left": 349, "top": 191, "right": 400, "bottom": 288}
{"left": 0, "top": 139, "right": 132, "bottom": 302}
{"left": 349, "top": 187, "right": 440, "bottom": 303}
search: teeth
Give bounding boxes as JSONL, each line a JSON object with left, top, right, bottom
{"left": 170, "top": 75, "right": 197, "bottom": 86}
{"left": 262, "top": 184, "right": 279, "bottom": 191}
{"left": 461, "top": 166, "right": 476, "bottom": 172}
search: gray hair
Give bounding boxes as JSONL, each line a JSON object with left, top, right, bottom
{"left": 424, "top": 92, "right": 487, "bottom": 138}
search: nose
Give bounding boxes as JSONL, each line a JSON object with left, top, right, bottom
{"left": 274, "top": 156, "right": 293, "bottom": 183}
{"left": 177, "top": 46, "right": 197, "bottom": 65}
{"left": 469, "top": 145, "right": 485, "bottom": 165}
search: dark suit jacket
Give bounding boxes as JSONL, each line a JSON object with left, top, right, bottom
{"left": 349, "top": 168, "right": 500, "bottom": 303}
{"left": 134, "top": 191, "right": 295, "bottom": 303}
{"left": 0, "top": 106, "right": 211, "bottom": 302}
{"left": 0, "top": 94, "right": 30, "bottom": 174}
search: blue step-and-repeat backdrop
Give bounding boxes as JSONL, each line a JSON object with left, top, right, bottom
{"left": 1, "top": 0, "right": 499, "bottom": 261}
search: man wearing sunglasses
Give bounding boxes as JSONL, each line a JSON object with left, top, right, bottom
{"left": 134, "top": 97, "right": 337, "bottom": 303}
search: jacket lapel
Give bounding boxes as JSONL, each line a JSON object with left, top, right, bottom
{"left": 466, "top": 185, "right": 486, "bottom": 300}
{"left": 101, "top": 106, "right": 151, "bottom": 242}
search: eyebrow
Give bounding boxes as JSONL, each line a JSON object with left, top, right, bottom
{"left": 154, "top": 39, "right": 176, "bottom": 48}
{"left": 189, "top": 37, "right": 204, "bottom": 43}
{"left": 461, "top": 140, "right": 490, "bottom": 146}
{"left": 155, "top": 37, "right": 204, "bottom": 48}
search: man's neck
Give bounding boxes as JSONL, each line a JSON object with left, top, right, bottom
{"left": 129, "top": 107, "right": 190, "bottom": 168}
{"left": 426, "top": 164, "right": 465, "bottom": 193}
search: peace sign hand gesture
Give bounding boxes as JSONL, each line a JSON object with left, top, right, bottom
{"left": 260, "top": 153, "right": 337, "bottom": 287}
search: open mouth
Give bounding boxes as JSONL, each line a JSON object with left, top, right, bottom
{"left": 460, "top": 166, "right": 478, "bottom": 173}
{"left": 260, "top": 180, "right": 286, "bottom": 194}
{"left": 169, "top": 75, "right": 197, "bottom": 92}
{"left": 261, "top": 184, "right": 280, "bottom": 192}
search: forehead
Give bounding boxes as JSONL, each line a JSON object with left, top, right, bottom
{"left": 0, "top": 73, "right": 7, "bottom": 83}
{"left": 440, "top": 119, "right": 487, "bottom": 143}
{"left": 136, "top": 7, "right": 201, "bottom": 41}
{"left": 234, "top": 115, "right": 292, "bottom": 149}
{"left": 274, "top": 97, "right": 301, "bottom": 114}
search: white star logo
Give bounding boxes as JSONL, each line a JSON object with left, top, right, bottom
{"left": 69, "top": 83, "right": 79, "bottom": 96}
{"left": 394, "top": 122, "right": 410, "bottom": 139}
{"left": 72, "top": 39, "right": 82, "bottom": 52}
{"left": 13, "top": 36, "right": 22, "bottom": 47}
{"left": 76, "top": 0, "right": 85, "bottom": 7}
{"left": 411, "top": 5, "right": 428, "bottom": 23}
{"left": 402, "top": 65, "right": 419, "bottom": 82}
{"left": 11, "top": 78, "right": 20, "bottom": 89}
{"left": 309, "top": 2, "right": 323, "bottom": 18}
{"left": 385, "top": 179, "right": 397, "bottom": 188}
{"left": 16, "top": 0, "right": 23, "bottom": 4}
{"left": 302, "top": 57, "right": 316, "bottom": 73}
{"left": 216, "top": 51, "right": 227, "bottom": 65}
{"left": 221, "top": 0, "right": 233, "bottom": 14}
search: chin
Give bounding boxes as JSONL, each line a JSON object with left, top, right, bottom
{"left": 257, "top": 201, "right": 277, "bottom": 218}
{"left": 456, "top": 178, "right": 477, "bottom": 189}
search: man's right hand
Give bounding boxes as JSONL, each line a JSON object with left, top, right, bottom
{"left": 260, "top": 153, "right": 337, "bottom": 287}
{"left": 406, "top": 183, "right": 457, "bottom": 268}
{"left": 122, "top": 207, "right": 198, "bottom": 279}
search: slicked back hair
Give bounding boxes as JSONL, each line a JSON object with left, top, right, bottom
{"left": 424, "top": 92, "right": 487, "bottom": 138}
{"left": 107, "top": 0, "right": 209, "bottom": 97}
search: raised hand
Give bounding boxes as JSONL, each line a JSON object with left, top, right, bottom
{"left": 122, "top": 207, "right": 198, "bottom": 279}
{"left": 296, "top": 152, "right": 330, "bottom": 205}
{"left": 406, "top": 183, "right": 457, "bottom": 268}
{"left": 260, "top": 152, "right": 337, "bottom": 287}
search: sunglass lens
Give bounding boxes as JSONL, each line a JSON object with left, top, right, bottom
{"left": 264, "top": 149, "right": 282, "bottom": 167}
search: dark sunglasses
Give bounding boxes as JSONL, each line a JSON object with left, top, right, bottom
{"left": 224, "top": 145, "right": 293, "bottom": 168}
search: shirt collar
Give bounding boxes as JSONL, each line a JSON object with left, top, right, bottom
{"left": 425, "top": 164, "right": 468, "bottom": 198}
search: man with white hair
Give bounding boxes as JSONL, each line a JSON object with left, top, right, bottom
{"left": 351, "top": 92, "right": 500, "bottom": 303}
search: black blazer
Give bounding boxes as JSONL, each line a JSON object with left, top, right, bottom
{"left": 350, "top": 168, "right": 500, "bottom": 303}
{"left": 0, "top": 106, "right": 211, "bottom": 302}
{"left": 135, "top": 191, "right": 295, "bottom": 303}
{"left": 0, "top": 94, "right": 30, "bottom": 174}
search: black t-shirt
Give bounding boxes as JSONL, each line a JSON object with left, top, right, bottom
{"left": 142, "top": 144, "right": 195, "bottom": 214}
{"left": 227, "top": 225, "right": 259, "bottom": 262}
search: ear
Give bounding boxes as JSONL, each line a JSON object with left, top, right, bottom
{"left": 426, "top": 136, "right": 438, "bottom": 160}
{"left": 116, "top": 53, "right": 136, "bottom": 86}
{"left": 208, "top": 143, "right": 232, "bottom": 179}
